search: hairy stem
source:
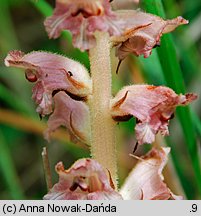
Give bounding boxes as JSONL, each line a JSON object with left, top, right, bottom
{"left": 89, "top": 32, "right": 117, "bottom": 187}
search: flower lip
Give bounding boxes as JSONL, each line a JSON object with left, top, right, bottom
{"left": 112, "top": 11, "right": 189, "bottom": 61}
{"left": 71, "top": 7, "right": 103, "bottom": 18}
{"left": 44, "top": 159, "right": 123, "bottom": 200}
{"left": 65, "top": 0, "right": 105, "bottom": 18}
{"left": 111, "top": 85, "right": 197, "bottom": 145}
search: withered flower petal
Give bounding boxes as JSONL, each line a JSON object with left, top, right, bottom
{"left": 120, "top": 147, "right": 182, "bottom": 200}
{"left": 111, "top": 85, "right": 197, "bottom": 145}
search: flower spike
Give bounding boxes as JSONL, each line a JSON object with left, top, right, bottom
{"left": 111, "top": 85, "right": 197, "bottom": 145}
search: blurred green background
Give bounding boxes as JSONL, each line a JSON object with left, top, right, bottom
{"left": 0, "top": 0, "right": 200, "bottom": 199}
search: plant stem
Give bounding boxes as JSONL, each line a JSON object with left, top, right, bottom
{"left": 89, "top": 32, "right": 117, "bottom": 187}
{"left": 42, "top": 147, "right": 52, "bottom": 191}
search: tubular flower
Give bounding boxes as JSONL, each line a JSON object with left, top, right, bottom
{"left": 120, "top": 147, "right": 182, "bottom": 200}
{"left": 43, "top": 158, "right": 123, "bottom": 200}
{"left": 4, "top": 50, "right": 91, "bottom": 143}
{"left": 44, "top": 148, "right": 181, "bottom": 200}
{"left": 44, "top": 0, "right": 123, "bottom": 51}
{"left": 44, "top": 91, "right": 90, "bottom": 143}
{"left": 112, "top": 10, "right": 188, "bottom": 60}
{"left": 110, "top": 85, "right": 197, "bottom": 145}
{"left": 45, "top": 0, "right": 188, "bottom": 55}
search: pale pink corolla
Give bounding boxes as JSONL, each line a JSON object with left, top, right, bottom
{"left": 43, "top": 158, "right": 122, "bottom": 200}
{"left": 44, "top": 148, "right": 181, "bottom": 200}
{"left": 110, "top": 85, "right": 197, "bottom": 145}
{"left": 112, "top": 10, "right": 188, "bottom": 60}
{"left": 44, "top": 0, "right": 122, "bottom": 51}
{"left": 120, "top": 147, "right": 182, "bottom": 200}
{"left": 4, "top": 50, "right": 91, "bottom": 143}
{"left": 4, "top": 50, "right": 91, "bottom": 116}
{"left": 44, "top": 91, "right": 90, "bottom": 144}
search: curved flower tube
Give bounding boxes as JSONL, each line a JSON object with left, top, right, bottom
{"left": 110, "top": 85, "right": 197, "bottom": 145}
{"left": 112, "top": 10, "right": 188, "bottom": 60}
{"left": 45, "top": 91, "right": 91, "bottom": 144}
{"left": 5, "top": 50, "right": 91, "bottom": 116}
{"left": 4, "top": 50, "right": 91, "bottom": 143}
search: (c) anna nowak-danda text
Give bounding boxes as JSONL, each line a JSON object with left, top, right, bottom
{"left": 17, "top": 203, "right": 117, "bottom": 213}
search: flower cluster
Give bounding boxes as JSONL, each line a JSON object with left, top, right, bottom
{"left": 4, "top": 0, "right": 197, "bottom": 200}
{"left": 5, "top": 51, "right": 196, "bottom": 146}
{"left": 44, "top": 148, "right": 182, "bottom": 200}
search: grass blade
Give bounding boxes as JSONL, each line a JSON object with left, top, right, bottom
{"left": 0, "top": 130, "right": 25, "bottom": 199}
{"left": 141, "top": 0, "right": 201, "bottom": 197}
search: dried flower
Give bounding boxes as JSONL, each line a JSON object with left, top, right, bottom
{"left": 111, "top": 85, "right": 197, "bottom": 145}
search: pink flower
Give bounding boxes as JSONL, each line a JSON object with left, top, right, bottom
{"left": 44, "top": 0, "right": 188, "bottom": 55}
{"left": 112, "top": 10, "right": 188, "bottom": 60}
{"left": 110, "top": 85, "right": 197, "bottom": 145}
{"left": 4, "top": 50, "right": 91, "bottom": 143}
{"left": 44, "top": 0, "right": 122, "bottom": 51}
{"left": 43, "top": 158, "right": 123, "bottom": 200}
{"left": 120, "top": 147, "right": 182, "bottom": 200}
{"left": 44, "top": 91, "right": 90, "bottom": 143}
{"left": 44, "top": 147, "right": 181, "bottom": 200}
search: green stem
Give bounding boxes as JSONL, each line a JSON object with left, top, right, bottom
{"left": 141, "top": 0, "right": 201, "bottom": 196}
{"left": 89, "top": 32, "right": 117, "bottom": 187}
